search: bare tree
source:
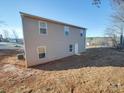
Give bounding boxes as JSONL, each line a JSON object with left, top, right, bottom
{"left": 12, "top": 30, "right": 18, "bottom": 43}
{"left": 2, "top": 29, "right": 9, "bottom": 42}
{"left": 111, "top": 3, "right": 124, "bottom": 46}
{"left": 105, "top": 24, "right": 124, "bottom": 47}
{"left": 92, "top": 0, "right": 124, "bottom": 7}
{"left": 111, "top": 3, "right": 124, "bottom": 22}
{"left": 104, "top": 1, "right": 124, "bottom": 48}
{"left": 105, "top": 27, "right": 119, "bottom": 47}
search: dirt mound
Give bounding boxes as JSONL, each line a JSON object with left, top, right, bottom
{"left": 1, "top": 48, "right": 124, "bottom": 93}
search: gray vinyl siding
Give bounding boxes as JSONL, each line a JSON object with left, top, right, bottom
{"left": 22, "top": 16, "right": 86, "bottom": 67}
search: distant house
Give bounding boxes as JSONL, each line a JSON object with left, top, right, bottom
{"left": 86, "top": 37, "right": 113, "bottom": 48}
{"left": 20, "top": 12, "right": 86, "bottom": 67}
{"left": 8, "top": 38, "right": 23, "bottom": 44}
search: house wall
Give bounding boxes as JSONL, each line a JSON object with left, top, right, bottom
{"left": 22, "top": 16, "right": 86, "bottom": 67}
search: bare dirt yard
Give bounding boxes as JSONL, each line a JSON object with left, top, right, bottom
{"left": 1, "top": 48, "right": 124, "bottom": 93}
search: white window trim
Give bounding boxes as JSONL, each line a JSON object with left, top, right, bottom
{"left": 64, "top": 26, "right": 69, "bottom": 36}
{"left": 37, "top": 46, "right": 47, "bottom": 59}
{"left": 39, "top": 21, "right": 48, "bottom": 35}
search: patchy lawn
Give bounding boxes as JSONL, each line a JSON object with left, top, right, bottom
{"left": 1, "top": 48, "right": 124, "bottom": 93}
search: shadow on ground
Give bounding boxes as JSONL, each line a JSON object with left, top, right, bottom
{"left": 31, "top": 48, "right": 124, "bottom": 71}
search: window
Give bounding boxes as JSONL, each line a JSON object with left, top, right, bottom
{"left": 69, "top": 44, "right": 73, "bottom": 52}
{"left": 80, "top": 30, "right": 83, "bottom": 37}
{"left": 37, "top": 46, "right": 46, "bottom": 59}
{"left": 64, "top": 26, "right": 69, "bottom": 36}
{"left": 39, "top": 21, "right": 47, "bottom": 34}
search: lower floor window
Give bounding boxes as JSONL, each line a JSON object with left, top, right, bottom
{"left": 69, "top": 44, "right": 73, "bottom": 52}
{"left": 37, "top": 46, "right": 46, "bottom": 59}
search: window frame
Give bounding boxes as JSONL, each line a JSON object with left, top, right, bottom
{"left": 80, "top": 30, "right": 84, "bottom": 37}
{"left": 37, "top": 46, "right": 47, "bottom": 59}
{"left": 39, "top": 21, "right": 48, "bottom": 35}
{"left": 64, "top": 26, "right": 69, "bottom": 36}
{"left": 69, "top": 44, "right": 73, "bottom": 52}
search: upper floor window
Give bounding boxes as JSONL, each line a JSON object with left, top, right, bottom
{"left": 80, "top": 30, "right": 83, "bottom": 37}
{"left": 39, "top": 21, "right": 47, "bottom": 34}
{"left": 64, "top": 26, "right": 69, "bottom": 36}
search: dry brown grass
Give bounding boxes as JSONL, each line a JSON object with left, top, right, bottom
{"left": 1, "top": 48, "right": 124, "bottom": 93}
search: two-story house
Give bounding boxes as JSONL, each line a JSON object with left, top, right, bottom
{"left": 20, "top": 12, "right": 86, "bottom": 67}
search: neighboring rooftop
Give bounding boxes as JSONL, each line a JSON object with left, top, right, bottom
{"left": 20, "top": 12, "right": 86, "bottom": 30}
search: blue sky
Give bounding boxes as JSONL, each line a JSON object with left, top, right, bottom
{"left": 0, "top": 0, "right": 112, "bottom": 38}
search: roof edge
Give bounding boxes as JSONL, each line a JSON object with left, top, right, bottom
{"left": 20, "top": 12, "right": 87, "bottom": 30}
